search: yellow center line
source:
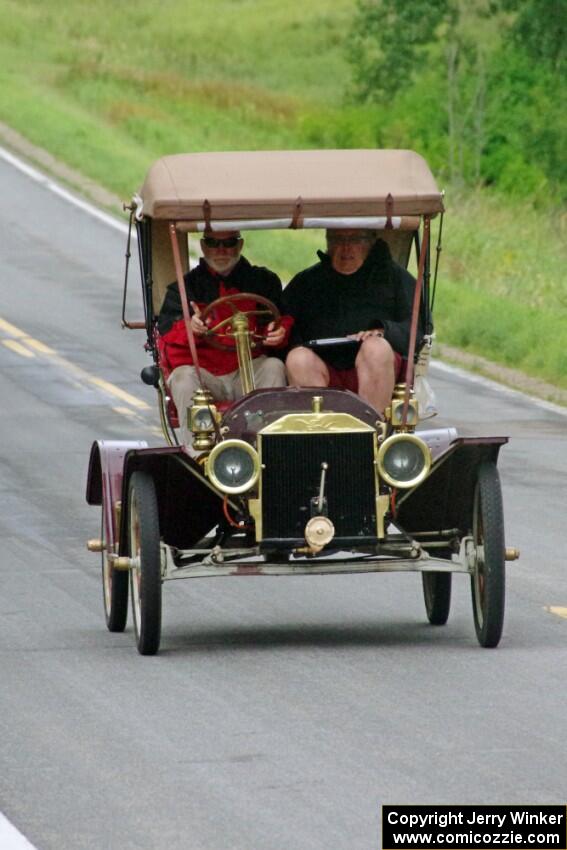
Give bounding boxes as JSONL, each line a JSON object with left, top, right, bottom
{"left": 546, "top": 606, "right": 567, "bottom": 619}
{"left": 23, "top": 337, "right": 56, "bottom": 355}
{"left": 3, "top": 339, "right": 36, "bottom": 358}
{"left": 110, "top": 409, "right": 165, "bottom": 438}
{"left": 0, "top": 317, "right": 26, "bottom": 338}
{"left": 88, "top": 376, "right": 150, "bottom": 409}
{"left": 113, "top": 406, "right": 139, "bottom": 417}
{"left": 0, "top": 314, "right": 151, "bottom": 411}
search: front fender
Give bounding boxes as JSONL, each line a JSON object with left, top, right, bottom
{"left": 118, "top": 447, "right": 225, "bottom": 553}
{"left": 395, "top": 436, "right": 508, "bottom": 536}
{"left": 86, "top": 440, "right": 148, "bottom": 551}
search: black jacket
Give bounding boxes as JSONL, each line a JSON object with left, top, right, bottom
{"left": 283, "top": 239, "right": 421, "bottom": 369}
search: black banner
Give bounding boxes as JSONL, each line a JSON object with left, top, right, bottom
{"left": 382, "top": 805, "right": 567, "bottom": 850}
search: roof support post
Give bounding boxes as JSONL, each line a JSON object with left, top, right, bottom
{"left": 169, "top": 222, "right": 204, "bottom": 390}
{"left": 402, "top": 216, "right": 430, "bottom": 425}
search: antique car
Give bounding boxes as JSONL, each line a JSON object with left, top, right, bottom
{"left": 86, "top": 149, "right": 519, "bottom": 655}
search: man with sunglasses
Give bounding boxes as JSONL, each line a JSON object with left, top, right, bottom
{"left": 158, "top": 230, "right": 292, "bottom": 443}
{"left": 284, "top": 228, "right": 420, "bottom": 414}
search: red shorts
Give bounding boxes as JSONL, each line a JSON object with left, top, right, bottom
{"left": 326, "top": 352, "right": 404, "bottom": 392}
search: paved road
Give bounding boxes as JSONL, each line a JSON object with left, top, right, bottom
{"left": 1, "top": 155, "right": 566, "bottom": 850}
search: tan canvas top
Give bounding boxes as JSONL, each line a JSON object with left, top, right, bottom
{"left": 137, "top": 149, "right": 444, "bottom": 223}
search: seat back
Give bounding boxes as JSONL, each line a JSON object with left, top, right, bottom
{"left": 379, "top": 228, "right": 415, "bottom": 269}
{"left": 151, "top": 220, "right": 190, "bottom": 315}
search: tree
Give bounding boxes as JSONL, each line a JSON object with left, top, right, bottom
{"left": 494, "top": 0, "right": 566, "bottom": 73}
{"left": 347, "top": 0, "right": 449, "bottom": 104}
{"left": 347, "top": 0, "right": 567, "bottom": 197}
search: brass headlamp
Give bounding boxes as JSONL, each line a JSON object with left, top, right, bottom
{"left": 190, "top": 389, "right": 219, "bottom": 451}
{"left": 206, "top": 439, "right": 260, "bottom": 494}
{"left": 377, "top": 432, "right": 431, "bottom": 489}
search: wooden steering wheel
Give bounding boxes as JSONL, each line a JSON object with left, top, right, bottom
{"left": 200, "top": 292, "right": 280, "bottom": 352}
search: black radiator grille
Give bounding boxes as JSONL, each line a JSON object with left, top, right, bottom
{"left": 260, "top": 432, "right": 376, "bottom": 539}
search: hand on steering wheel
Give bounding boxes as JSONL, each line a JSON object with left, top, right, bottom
{"left": 200, "top": 292, "right": 281, "bottom": 352}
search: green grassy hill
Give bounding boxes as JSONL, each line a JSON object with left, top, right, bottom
{"left": 1, "top": 0, "right": 565, "bottom": 391}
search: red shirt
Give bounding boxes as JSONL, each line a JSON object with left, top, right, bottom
{"left": 159, "top": 277, "right": 293, "bottom": 376}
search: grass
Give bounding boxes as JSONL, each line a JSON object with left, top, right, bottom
{"left": 436, "top": 193, "right": 567, "bottom": 388}
{"left": 0, "top": 0, "right": 565, "bottom": 390}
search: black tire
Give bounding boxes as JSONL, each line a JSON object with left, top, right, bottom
{"left": 101, "top": 508, "right": 128, "bottom": 632}
{"left": 470, "top": 462, "right": 505, "bottom": 648}
{"left": 422, "top": 571, "right": 452, "bottom": 625}
{"left": 128, "top": 472, "right": 162, "bottom": 655}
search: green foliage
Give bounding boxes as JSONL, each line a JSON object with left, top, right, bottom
{"left": 495, "top": 0, "right": 566, "bottom": 73}
{"left": 347, "top": 0, "right": 567, "bottom": 201}
{"left": 348, "top": 0, "right": 449, "bottom": 102}
{"left": 483, "top": 47, "right": 567, "bottom": 199}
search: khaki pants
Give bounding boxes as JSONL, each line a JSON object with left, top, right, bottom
{"left": 169, "top": 355, "right": 286, "bottom": 445}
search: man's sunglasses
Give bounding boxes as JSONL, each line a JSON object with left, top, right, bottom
{"left": 202, "top": 236, "right": 241, "bottom": 248}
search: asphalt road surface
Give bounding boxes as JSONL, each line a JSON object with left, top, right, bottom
{"left": 1, "top": 153, "right": 566, "bottom": 850}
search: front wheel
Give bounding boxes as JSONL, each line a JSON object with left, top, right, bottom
{"left": 128, "top": 472, "right": 162, "bottom": 655}
{"left": 470, "top": 462, "right": 505, "bottom": 648}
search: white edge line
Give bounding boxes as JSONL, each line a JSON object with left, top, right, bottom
{"left": 431, "top": 360, "right": 567, "bottom": 418}
{"left": 2, "top": 142, "right": 565, "bottom": 418}
{"left": 0, "top": 814, "right": 40, "bottom": 850}
{"left": 0, "top": 145, "right": 130, "bottom": 236}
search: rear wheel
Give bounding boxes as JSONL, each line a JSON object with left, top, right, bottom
{"left": 470, "top": 462, "right": 505, "bottom": 648}
{"left": 128, "top": 472, "right": 162, "bottom": 655}
{"left": 422, "top": 571, "right": 452, "bottom": 625}
{"left": 101, "top": 508, "right": 128, "bottom": 632}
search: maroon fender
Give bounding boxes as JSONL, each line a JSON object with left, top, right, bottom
{"left": 395, "top": 436, "right": 508, "bottom": 535}
{"left": 117, "top": 446, "right": 226, "bottom": 553}
{"left": 86, "top": 440, "right": 148, "bottom": 552}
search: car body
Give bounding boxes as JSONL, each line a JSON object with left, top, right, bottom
{"left": 86, "top": 149, "right": 518, "bottom": 654}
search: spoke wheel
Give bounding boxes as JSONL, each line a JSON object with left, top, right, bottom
{"left": 101, "top": 508, "right": 128, "bottom": 632}
{"left": 422, "top": 569, "right": 452, "bottom": 625}
{"left": 128, "top": 472, "right": 162, "bottom": 655}
{"left": 470, "top": 462, "right": 505, "bottom": 648}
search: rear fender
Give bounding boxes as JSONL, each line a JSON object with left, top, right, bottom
{"left": 118, "top": 447, "right": 225, "bottom": 553}
{"left": 86, "top": 440, "right": 148, "bottom": 551}
{"left": 395, "top": 436, "right": 508, "bottom": 536}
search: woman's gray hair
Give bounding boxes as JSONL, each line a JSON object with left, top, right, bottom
{"left": 325, "top": 228, "right": 377, "bottom": 242}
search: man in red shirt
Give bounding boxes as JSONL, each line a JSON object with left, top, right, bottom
{"left": 158, "top": 230, "right": 292, "bottom": 443}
